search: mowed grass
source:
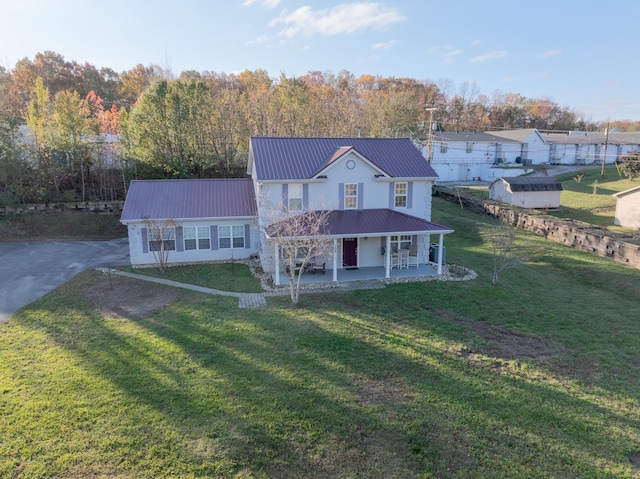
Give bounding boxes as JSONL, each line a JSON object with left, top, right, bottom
{"left": 550, "top": 166, "right": 639, "bottom": 228}
{"left": 122, "top": 263, "right": 265, "bottom": 293}
{"left": 0, "top": 213, "right": 127, "bottom": 241}
{"left": 2, "top": 198, "right": 640, "bottom": 477}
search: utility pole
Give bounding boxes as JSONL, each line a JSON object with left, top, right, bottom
{"left": 425, "top": 106, "right": 437, "bottom": 163}
{"left": 601, "top": 122, "right": 609, "bottom": 177}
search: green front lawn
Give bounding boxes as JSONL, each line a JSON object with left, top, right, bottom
{"left": 2, "top": 197, "right": 640, "bottom": 478}
{"left": 122, "top": 262, "right": 264, "bottom": 293}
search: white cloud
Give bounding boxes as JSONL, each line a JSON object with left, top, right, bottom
{"left": 246, "top": 35, "right": 271, "bottom": 46}
{"left": 444, "top": 49, "right": 463, "bottom": 58}
{"left": 271, "top": 3, "right": 406, "bottom": 38}
{"left": 470, "top": 50, "right": 508, "bottom": 63}
{"left": 537, "top": 49, "right": 561, "bottom": 58}
{"left": 371, "top": 40, "right": 399, "bottom": 50}
{"left": 243, "top": 0, "right": 280, "bottom": 8}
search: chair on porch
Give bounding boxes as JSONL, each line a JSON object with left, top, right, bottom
{"left": 407, "top": 245, "right": 419, "bottom": 268}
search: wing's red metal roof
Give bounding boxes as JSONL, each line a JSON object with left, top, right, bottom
{"left": 266, "top": 208, "right": 453, "bottom": 238}
{"left": 250, "top": 137, "right": 438, "bottom": 180}
{"left": 120, "top": 178, "right": 256, "bottom": 222}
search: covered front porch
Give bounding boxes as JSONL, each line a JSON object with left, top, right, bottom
{"left": 267, "top": 209, "right": 453, "bottom": 287}
{"left": 272, "top": 262, "right": 438, "bottom": 285}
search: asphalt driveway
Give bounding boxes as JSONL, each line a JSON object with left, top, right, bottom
{"left": 0, "top": 238, "right": 130, "bottom": 323}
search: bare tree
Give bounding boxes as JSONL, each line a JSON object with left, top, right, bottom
{"left": 487, "top": 223, "right": 520, "bottom": 286}
{"left": 265, "top": 206, "right": 333, "bottom": 305}
{"left": 143, "top": 216, "right": 176, "bottom": 273}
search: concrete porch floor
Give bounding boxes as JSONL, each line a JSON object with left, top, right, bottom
{"left": 273, "top": 263, "right": 438, "bottom": 285}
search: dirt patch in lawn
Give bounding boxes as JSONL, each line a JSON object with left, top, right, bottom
{"left": 470, "top": 322, "right": 556, "bottom": 361}
{"left": 83, "top": 277, "right": 180, "bottom": 320}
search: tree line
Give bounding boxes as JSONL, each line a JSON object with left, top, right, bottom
{"left": 1, "top": 50, "right": 638, "bottom": 205}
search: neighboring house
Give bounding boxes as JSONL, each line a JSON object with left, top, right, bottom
{"left": 489, "top": 176, "right": 563, "bottom": 208}
{"left": 613, "top": 186, "right": 640, "bottom": 230}
{"left": 428, "top": 131, "right": 525, "bottom": 182}
{"left": 247, "top": 137, "right": 453, "bottom": 285}
{"left": 429, "top": 128, "right": 640, "bottom": 183}
{"left": 120, "top": 178, "right": 259, "bottom": 266}
{"left": 486, "top": 128, "right": 550, "bottom": 165}
{"left": 542, "top": 131, "right": 640, "bottom": 165}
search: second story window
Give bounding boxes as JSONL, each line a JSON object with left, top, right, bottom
{"left": 344, "top": 183, "right": 358, "bottom": 209}
{"left": 288, "top": 183, "right": 303, "bottom": 211}
{"left": 394, "top": 182, "right": 407, "bottom": 208}
{"left": 466, "top": 142, "right": 473, "bottom": 154}
{"left": 440, "top": 142, "right": 448, "bottom": 154}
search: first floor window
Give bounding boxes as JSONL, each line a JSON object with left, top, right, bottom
{"left": 390, "top": 235, "right": 411, "bottom": 252}
{"left": 149, "top": 227, "right": 176, "bottom": 252}
{"left": 394, "top": 182, "right": 407, "bottom": 208}
{"left": 219, "top": 225, "right": 245, "bottom": 249}
{"left": 183, "top": 226, "right": 211, "bottom": 250}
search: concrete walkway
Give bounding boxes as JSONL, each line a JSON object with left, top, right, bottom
{"left": 100, "top": 269, "right": 387, "bottom": 309}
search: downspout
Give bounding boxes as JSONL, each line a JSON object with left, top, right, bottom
{"left": 437, "top": 233, "right": 444, "bottom": 275}
{"left": 274, "top": 242, "right": 280, "bottom": 286}
{"left": 332, "top": 238, "right": 338, "bottom": 282}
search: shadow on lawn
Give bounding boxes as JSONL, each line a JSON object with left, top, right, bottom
{"left": 13, "top": 265, "right": 640, "bottom": 477}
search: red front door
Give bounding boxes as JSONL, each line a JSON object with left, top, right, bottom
{"left": 342, "top": 238, "right": 357, "bottom": 267}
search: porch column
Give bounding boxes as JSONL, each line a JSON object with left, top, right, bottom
{"left": 274, "top": 242, "right": 280, "bottom": 286}
{"left": 437, "top": 233, "right": 444, "bottom": 275}
{"left": 385, "top": 236, "right": 391, "bottom": 278}
{"left": 332, "top": 238, "right": 338, "bottom": 282}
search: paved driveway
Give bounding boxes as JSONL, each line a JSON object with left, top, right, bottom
{"left": 0, "top": 238, "right": 130, "bottom": 323}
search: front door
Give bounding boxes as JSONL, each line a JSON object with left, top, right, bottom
{"left": 342, "top": 238, "right": 358, "bottom": 268}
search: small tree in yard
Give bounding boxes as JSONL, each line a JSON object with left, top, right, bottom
{"left": 487, "top": 223, "right": 520, "bottom": 286}
{"left": 143, "top": 216, "right": 176, "bottom": 273}
{"left": 619, "top": 150, "right": 640, "bottom": 180}
{"left": 266, "top": 208, "right": 333, "bottom": 305}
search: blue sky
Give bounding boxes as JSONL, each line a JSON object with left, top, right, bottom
{"left": 1, "top": 0, "right": 638, "bottom": 122}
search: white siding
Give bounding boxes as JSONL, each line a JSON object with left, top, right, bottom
{"left": 126, "top": 219, "right": 259, "bottom": 267}
{"left": 614, "top": 189, "right": 640, "bottom": 229}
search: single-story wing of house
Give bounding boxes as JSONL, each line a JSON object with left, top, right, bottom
{"left": 120, "top": 178, "right": 258, "bottom": 266}
{"left": 613, "top": 186, "right": 640, "bottom": 230}
{"left": 489, "top": 176, "right": 563, "bottom": 208}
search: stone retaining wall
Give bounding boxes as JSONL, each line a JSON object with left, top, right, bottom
{"left": 435, "top": 187, "right": 640, "bottom": 269}
{"left": 0, "top": 201, "right": 124, "bottom": 216}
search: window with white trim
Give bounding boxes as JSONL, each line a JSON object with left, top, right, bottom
{"left": 219, "top": 225, "right": 245, "bottom": 249}
{"left": 288, "top": 183, "right": 303, "bottom": 211}
{"left": 394, "top": 182, "right": 407, "bottom": 208}
{"left": 466, "top": 142, "right": 473, "bottom": 153}
{"left": 344, "top": 183, "right": 358, "bottom": 209}
{"left": 149, "top": 227, "right": 175, "bottom": 252}
{"left": 183, "top": 226, "right": 210, "bottom": 250}
{"left": 390, "top": 235, "right": 411, "bottom": 252}
{"left": 440, "top": 142, "right": 448, "bottom": 154}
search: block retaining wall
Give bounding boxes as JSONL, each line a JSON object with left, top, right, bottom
{"left": 435, "top": 187, "right": 640, "bottom": 269}
{"left": 0, "top": 201, "right": 124, "bottom": 216}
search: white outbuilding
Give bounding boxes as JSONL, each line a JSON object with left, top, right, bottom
{"left": 489, "top": 176, "right": 563, "bottom": 208}
{"left": 613, "top": 186, "right": 640, "bottom": 230}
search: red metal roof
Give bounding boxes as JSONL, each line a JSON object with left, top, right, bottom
{"left": 120, "top": 179, "right": 256, "bottom": 222}
{"left": 250, "top": 137, "right": 438, "bottom": 180}
{"left": 266, "top": 208, "right": 453, "bottom": 238}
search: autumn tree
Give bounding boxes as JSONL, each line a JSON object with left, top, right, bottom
{"left": 618, "top": 150, "right": 640, "bottom": 180}
{"left": 123, "top": 78, "right": 230, "bottom": 178}
{"left": 266, "top": 207, "right": 333, "bottom": 305}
